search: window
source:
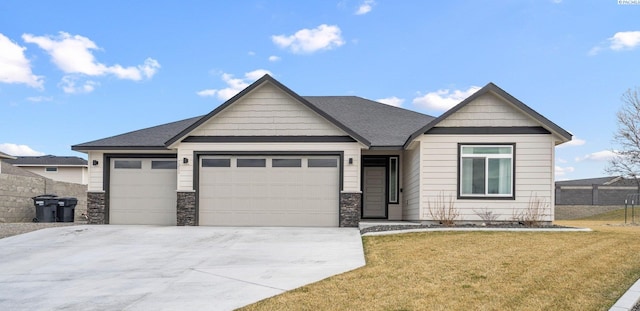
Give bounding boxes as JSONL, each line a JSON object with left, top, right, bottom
{"left": 45, "top": 167, "right": 58, "bottom": 172}
{"left": 308, "top": 158, "right": 337, "bottom": 167}
{"left": 389, "top": 157, "right": 399, "bottom": 203}
{"left": 114, "top": 160, "right": 142, "bottom": 169}
{"left": 272, "top": 159, "right": 301, "bottom": 167}
{"left": 202, "top": 159, "right": 230, "bottom": 167}
{"left": 459, "top": 145, "right": 514, "bottom": 198}
{"left": 237, "top": 159, "right": 266, "bottom": 167}
{"left": 151, "top": 160, "right": 177, "bottom": 169}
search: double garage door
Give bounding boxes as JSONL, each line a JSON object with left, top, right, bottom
{"left": 109, "top": 155, "right": 340, "bottom": 227}
{"left": 198, "top": 155, "right": 340, "bottom": 227}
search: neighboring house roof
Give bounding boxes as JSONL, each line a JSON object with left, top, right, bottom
{"left": 404, "top": 82, "right": 573, "bottom": 148}
{"left": 556, "top": 176, "right": 621, "bottom": 186}
{"left": 0, "top": 151, "right": 16, "bottom": 160}
{"left": 7, "top": 155, "right": 88, "bottom": 166}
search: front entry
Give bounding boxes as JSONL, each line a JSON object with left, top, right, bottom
{"left": 362, "top": 166, "right": 387, "bottom": 218}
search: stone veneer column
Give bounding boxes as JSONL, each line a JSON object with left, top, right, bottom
{"left": 87, "top": 192, "right": 106, "bottom": 224}
{"left": 340, "top": 192, "right": 361, "bottom": 227}
{"left": 177, "top": 191, "right": 196, "bottom": 226}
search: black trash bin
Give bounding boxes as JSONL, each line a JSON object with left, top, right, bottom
{"left": 32, "top": 195, "right": 58, "bottom": 223}
{"left": 56, "top": 197, "right": 77, "bottom": 222}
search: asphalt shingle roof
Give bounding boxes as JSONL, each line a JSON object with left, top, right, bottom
{"left": 304, "top": 96, "right": 434, "bottom": 147}
{"left": 7, "top": 155, "right": 88, "bottom": 166}
{"left": 72, "top": 98, "right": 434, "bottom": 150}
{"left": 72, "top": 116, "right": 202, "bottom": 150}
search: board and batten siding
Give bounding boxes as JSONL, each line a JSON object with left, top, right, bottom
{"left": 402, "top": 141, "right": 421, "bottom": 220}
{"left": 438, "top": 93, "right": 539, "bottom": 127}
{"left": 190, "top": 83, "right": 346, "bottom": 137}
{"left": 177, "top": 142, "right": 362, "bottom": 192}
{"left": 418, "top": 134, "right": 555, "bottom": 222}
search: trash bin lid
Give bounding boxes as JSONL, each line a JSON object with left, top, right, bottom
{"left": 32, "top": 194, "right": 58, "bottom": 199}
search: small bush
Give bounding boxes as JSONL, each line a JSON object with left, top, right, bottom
{"left": 473, "top": 207, "right": 499, "bottom": 225}
{"left": 427, "top": 192, "right": 459, "bottom": 226}
{"left": 512, "top": 194, "right": 550, "bottom": 227}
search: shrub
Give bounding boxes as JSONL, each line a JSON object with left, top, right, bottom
{"left": 427, "top": 192, "right": 459, "bottom": 226}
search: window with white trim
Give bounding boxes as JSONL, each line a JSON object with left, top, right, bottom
{"left": 459, "top": 145, "right": 514, "bottom": 198}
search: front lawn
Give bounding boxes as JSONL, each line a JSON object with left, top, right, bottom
{"left": 241, "top": 213, "right": 640, "bottom": 311}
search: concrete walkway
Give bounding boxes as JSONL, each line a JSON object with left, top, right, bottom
{"left": 0, "top": 225, "right": 365, "bottom": 311}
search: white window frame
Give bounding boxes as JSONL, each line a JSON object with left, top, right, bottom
{"left": 459, "top": 144, "right": 514, "bottom": 198}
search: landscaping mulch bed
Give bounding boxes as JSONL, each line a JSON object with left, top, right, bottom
{"left": 360, "top": 222, "right": 571, "bottom": 234}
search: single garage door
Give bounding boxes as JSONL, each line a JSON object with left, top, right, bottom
{"left": 109, "top": 158, "right": 177, "bottom": 225}
{"left": 199, "top": 155, "right": 340, "bottom": 227}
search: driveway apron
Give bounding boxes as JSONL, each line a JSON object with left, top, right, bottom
{"left": 0, "top": 225, "right": 365, "bottom": 311}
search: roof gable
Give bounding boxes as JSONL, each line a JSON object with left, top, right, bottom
{"left": 404, "top": 82, "right": 572, "bottom": 148}
{"left": 166, "top": 74, "right": 371, "bottom": 147}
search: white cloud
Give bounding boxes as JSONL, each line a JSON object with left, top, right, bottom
{"left": 412, "top": 86, "right": 481, "bottom": 111}
{"left": 248, "top": 51, "right": 256, "bottom": 56}
{"left": 26, "top": 96, "right": 53, "bottom": 102}
{"left": 272, "top": 24, "right": 345, "bottom": 54}
{"left": 590, "top": 31, "right": 640, "bottom": 55}
{"left": 196, "top": 89, "right": 216, "bottom": 97}
{"left": 0, "top": 143, "right": 45, "bottom": 156}
{"left": 555, "top": 165, "right": 575, "bottom": 177}
{"left": 557, "top": 137, "right": 586, "bottom": 148}
{"left": 196, "top": 69, "right": 272, "bottom": 101}
{"left": 575, "top": 150, "right": 617, "bottom": 162}
{"left": 376, "top": 96, "right": 404, "bottom": 107}
{"left": 268, "top": 55, "right": 281, "bottom": 62}
{"left": 355, "top": 0, "right": 375, "bottom": 15}
{"left": 609, "top": 31, "right": 640, "bottom": 51}
{"left": 0, "top": 33, "right": 44, "bottom": 88}
{"left": 556, "top": 158, "right": 568, "bottom": 164}
{"left": 59, "top": 76, "right": 99, "bottom": 94}
{"left": 22, "top": 32, "right": 160, "bottom": 83}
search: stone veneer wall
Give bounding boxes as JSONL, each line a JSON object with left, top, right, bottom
{"left": 177, "top": 191, "right": 196, "bottom": 226}
{"left": 340, "top": 192, "right": 361, "bottom": 227}
{"left": 87, "top": 192, "right": 106, "bottom": 224}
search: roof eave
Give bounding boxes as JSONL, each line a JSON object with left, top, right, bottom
{"left": 71, "top": 146, "right": 173, "bottom": 152}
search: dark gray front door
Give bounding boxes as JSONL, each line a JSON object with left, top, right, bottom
{"left": 362, "top": 166, "right": 387, "bottom": 218}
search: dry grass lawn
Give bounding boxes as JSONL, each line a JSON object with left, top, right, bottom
{"left": 241, "top": 209, "right": 640, "bottom": 311}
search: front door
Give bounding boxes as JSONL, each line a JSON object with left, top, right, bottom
{"left": 362, "top": 166, "right": 387, "bottom": 218}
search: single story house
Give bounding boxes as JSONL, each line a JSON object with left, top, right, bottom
{"left": 0, "top": 151, "right": 17, "bottom": 174}
{"left": 72, "top": 75, "right": 571, "bottom": 227}
{"left": 6, "top": 155, "right": 88, "bottom": 185}
{"left": 556, "top": 176, "right": 639, "bottom": 206}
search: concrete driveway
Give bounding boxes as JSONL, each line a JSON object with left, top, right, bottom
{"left": 0, "top": 225, "right": 365, "bottom": 311}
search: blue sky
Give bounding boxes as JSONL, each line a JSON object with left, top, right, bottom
{"left": 1, "top": 0, "right": 639, "bottom": 180}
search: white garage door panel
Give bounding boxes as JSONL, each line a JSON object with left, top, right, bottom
{"left": 199, "top": 156, "right": 339, "bottom": 227}
{"left": 110, "top": 158, "right": 177, "bottom": 225}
